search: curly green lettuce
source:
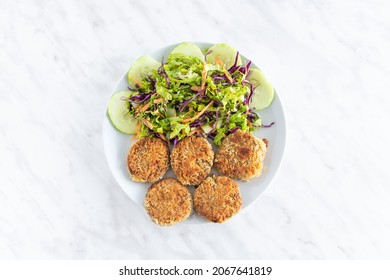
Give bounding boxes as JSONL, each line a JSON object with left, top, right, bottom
{"left": 124, "top": 51, "right": 261, "bottom": 145}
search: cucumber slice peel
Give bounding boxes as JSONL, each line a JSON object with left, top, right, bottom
{"left": 107, "top": 91, "right": 137, "bottom": 134}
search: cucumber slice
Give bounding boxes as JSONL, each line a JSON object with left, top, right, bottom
{"left": 170, "top": 42, "right": 204, "bottom": 61}
{"left": 206, "top": 43, "right": 242, "bottom": 69}
{"left": 107, "top": 91, "right": 137, "bottom": 134}
{"left": 127, "top": 56, "right": 161, "bottom": 87}
{"left": 248, "top": 68, "right": 274, "bottom": 110}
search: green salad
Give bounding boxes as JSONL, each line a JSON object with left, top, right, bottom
{"left": 107, "top": 42, "right": 274, "bottom": 146}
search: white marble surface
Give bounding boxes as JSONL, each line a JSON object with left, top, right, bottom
{"left": 1, "top": 0, "right": 390, "bottom": 259}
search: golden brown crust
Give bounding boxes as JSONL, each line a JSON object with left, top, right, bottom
{"left": 214, "top": 130, "right": 267, "bottom": 181}
{"left": 194, "top": 176, "right": 242, "bottom": 223}
{"left": 127, "top": 137, "right": 170, "bottom": 183}
{"left": 171, "top": 136, "right": 214, "bottom": 185}
{"left": 144, "top": 178, "right": 193, "bottom": 226}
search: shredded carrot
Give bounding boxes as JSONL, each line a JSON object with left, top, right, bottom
{"left": 130, "top": 76, "right": 143, "bottom": 87}
{"left": 224, "top": 69, "right": 233, "bottom": 83}
{"left": 139, "top": 103, "right": 150, "bottom": 113}
{"left": 191, "top": 85, "right": 201, "bottom": 91}
{"left": 182, "top": 100, "right": 214, "bottom": 123}
{"left": 131, "top": 121, "right": 141, "bottom": 140}
{"left": 214, "top": 57, "right": 233, "bottom": 83}
{"left": 141, "top": 118, "right": 154, "bottom": 129}
{"left": 153, "top": 98, "right": 164, "bottom": 104}
{"left": 215, "top": 57, "right": 224, "bottom": 66}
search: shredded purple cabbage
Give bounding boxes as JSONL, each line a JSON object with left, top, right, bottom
{"left": 147, "top": 129, "right": 158, "bottom": 138}
{"left": 228, "top": 65, "right": 240, "bottom": 74}
{"left": 213, "top": 99, "right": 222, "bottom": 107}
{"left": 242, "top": 80, "right": 254, "bottom": 105}
{"left": 212, "top": 75, "right": 225, "bottom": 83}
{"left": 228, "top": 127, "right": 239, "bottom": 134}
{"left": 203, "top": 111, "right": 214, "bottom": 119}
{"left": 128, "top": 92, "right": 153, "bottom": 103}
{"left": 261, "top": 122, "right": 275, "bottom": 128}
{"left": 206, "top": 130, "right": 217, "bottom": 140}
{"left": 189, "top": 115, "right": 206, "bottom": 128}
{"left": 145, "top": 75, "right": 156, "bottom": 89}
{"left": 157, "top": 57, "right": 165, "bottom": 73}
{"left": 179, "top": 89, "right": 205, "bottom": 112}
{"left": 170, "top": 136, "right": 178, "bottom": 146}
{"left": 228, "top": 51, "right": 240, "bottom": 72}
{"left": 244, "top": 61, "right": 252, "bottom": 74}
{"left": 158, "top": 58, "right": 171, "bottom": 88}
{"left": 246, "top": 110, "right": 257, "bottom": 123}
{"left": 225, "top": 113, "right": 230, "bottom": 126}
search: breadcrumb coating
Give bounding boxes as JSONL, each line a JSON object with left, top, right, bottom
{"left": 145, "top": 178, "right": 193, "bottom": 226}
{"left": 214, "top": 130, "right": 267, "bottom": 181}
{"left": 127, "top": 137, "right": 170, "bottom": 183}
{"left": 171, "top": 136, "right": 214, "bottom": 185}
{"left": 194, "top": 176, "right": 242, "bottom": 223}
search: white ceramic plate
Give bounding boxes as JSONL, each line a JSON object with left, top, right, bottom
{"left": 103, "top": 42, "right": 286, "bottom": 224}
